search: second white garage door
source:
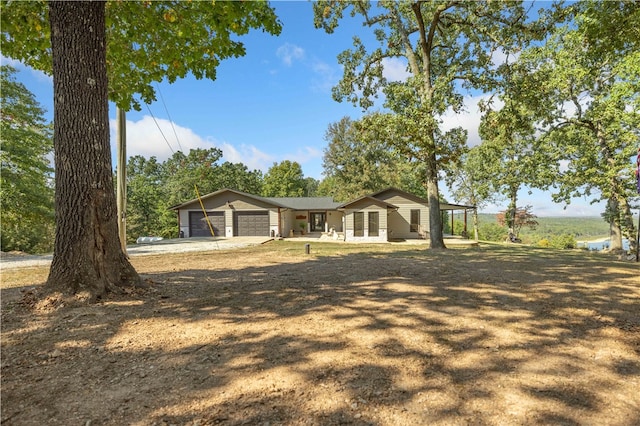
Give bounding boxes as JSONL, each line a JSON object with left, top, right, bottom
{"left": 233, "top": 211, "right": 269, "bottom": 236}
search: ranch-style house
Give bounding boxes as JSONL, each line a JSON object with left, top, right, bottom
{"left": 169, "top": 187, "right": 474, "bottom": 242}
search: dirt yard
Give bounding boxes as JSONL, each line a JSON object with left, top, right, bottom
{"left": 1, "top": 241, "right": 639, "bottom": 425}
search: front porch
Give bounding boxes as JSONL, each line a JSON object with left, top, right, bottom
{"left": 285, "top": 232, "right": 478, "bottom": 247}
{"left": 285, "top": 230, "right": 345, "bottom": 242}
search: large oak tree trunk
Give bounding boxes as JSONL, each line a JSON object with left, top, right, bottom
{"left": 47, "top": 1, "right": 140, "bottom": 300}
{"left": 507, "top": 189, "right": 518, "bottom": 235}
{"left": 425, "top": 149, "right": 446, "bottom": 249}
{"left": 617, "top": 194, "right": 637, "bottom": 255}
{"left": 605, "top": 197, "right": 623, "bottom": 252}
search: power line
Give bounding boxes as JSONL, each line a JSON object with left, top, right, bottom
{"left": 145, "top": 102, "right": 175, "bottom": 155}
{"left": 156, "top": 83, "right": 184, "bottom": 152}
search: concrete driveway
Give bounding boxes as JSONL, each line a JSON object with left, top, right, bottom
{"left": 126, "top": 236, "right": 272, "bottom": 256}
{"left": 0, "top": 237, "right": 273, "bottom": 270}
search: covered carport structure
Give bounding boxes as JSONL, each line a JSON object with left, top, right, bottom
{"left": 440, "top": 202, "right": 477, "bottom": 239}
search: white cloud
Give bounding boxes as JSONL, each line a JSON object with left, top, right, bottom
{"left": 489, "top": 48, "right": 520, "bottom": 69}
{"left": 283, "top": 146, "right": 323, "bottom": 165}
{"left": 381, "top": 57, "right": 411, "bottom": 82}
{"left": 440, "top": 95, "right": 489, "bottom": 147}
{"left": 276, "top": 43, "right": 305, "bottom": 66}
{"left": 111, "top": 116, "right": 322, "bottom": 176}
{"left": 110, "top": 115, "right": 212, "bottom": 161}
{"left": 219, "top": 142, "right": 275, "bottom": 172}
{"left": 310, "top": 60, "right": 339, "bottom": 93}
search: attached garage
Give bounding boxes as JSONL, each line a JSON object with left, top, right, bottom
{"left": 189, "top": 211, "right": 225, "bottom": 237}
{"left": 233, "top": 211, "right": 269, "bottom": 236}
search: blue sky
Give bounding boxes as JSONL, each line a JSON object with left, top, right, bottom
{"left": 3, "top": 1, "right": 612, "bottom": 217}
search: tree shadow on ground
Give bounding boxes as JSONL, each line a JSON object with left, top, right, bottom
{"left": 2, "top": 244, "right": 639, "bottom": 425}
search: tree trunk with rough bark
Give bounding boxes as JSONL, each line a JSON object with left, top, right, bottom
{"left": 425, "top": 148, "right": 446, "bottom": 249}
{"left": 618, "top": 195, "right": 637, "bottom": 255}
{"left": 606, "top": 198, "right": 624, "bottom": 252}
{"left": 472, "top": 208, "right": 480, "bottom": 241}
{"left": 47, "top": 1, "right": 141, "bottom": 301}
{"left": 507, "top": 189, "right": 518, "bottom": 235}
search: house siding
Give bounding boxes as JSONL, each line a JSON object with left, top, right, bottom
{"left": 326, "top": 211, "right": 342, "bottom": 233}
{"left": 172, "top": 187, "right": 444, "bottom": 242}
{"left": 374, "top": 189, "right": 429, "bottom": 240}
{"left": 177, "top": 192, "right": 278, "bottom": 237}
{"left": 343, "top": 200, "right": 388, "bottom": 242}
{"left": 384, "top": 203, "right": 429, "bottom": 239}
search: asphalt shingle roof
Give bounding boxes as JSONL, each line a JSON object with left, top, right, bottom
{"left": 266, "top": 197, "right": 342, "bottom": 210}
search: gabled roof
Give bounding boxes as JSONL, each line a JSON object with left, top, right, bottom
{"left": 368, "top": 187, "right": 429, "bottom": 204}
{"left": 337, "top": 195, "right": 398, "bottom": 210}
{"left": 371, "top": 187, "right": 475, "bottom": 210}
{"left": 169, "top": 187, "right": 475, "bottom": 212}
{"left": 169, "top": 188, "right": 342, "bottom": 211}
{"left": 169, "top": 188, "right": 289, "bottom": 210}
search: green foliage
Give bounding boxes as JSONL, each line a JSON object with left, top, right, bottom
{"left": 0, "top": 65, "right": 54, "bottom": 253}
{"left": 524, "top": 216, "right": 609, "bottom": 239}
{"left": 303, "top": 177, "right": 320, "bottom": 197}
{"left": 442, "top": 212, "right": 451, "bottom": 235}
{"left": 262, "top": 160, "right": 306, "bottom": 197}
{"left": 476, "top": 100, "right": 551, "bottom": 229}
{"left": 1, "top": 0, "right": 282, "bottom": 111}
{"left": 537, "top": 238, "right": 550, "bottom": 248}
{"left": 445, "top": 146, "right": 503, "bottom": 239}
{"left": 477, "top": 213, "right": 610, "bottom": 246}
{"left": 163, "top": 148, "right": 224, "bottom": 206}
{"left": 321, "top": 116, "right": 423, "bottom": 202}
{"left": 496, "top": 205, "right": 538, "bottom": 237}
{"left": 547, "top": 234, "right": 577, "bottom": 250}
{"left": 123, "top": 149, "right": 265, "bottom": 240}
{"left": 513, "top": 0, "right": 639, "bottom": 252}
{"left": 445, "top": 146, "right": 500, "bottom": 210}
{"left": 316, "top": 175, "right": 338, "bottom": 198}
{"left": 478, "top": 223, "right": 507, "bottom": 242}
{"left": 214, "top": 162, "right": 263, "bottom": 195}
{"left": 453, "top": 221, "right": 467, "bottom": 237}
{"left": 313, "top": 1, "right": 554, "bottom": 248}
{"left": 125, "top": 156, "right": 164, "bottom": 242}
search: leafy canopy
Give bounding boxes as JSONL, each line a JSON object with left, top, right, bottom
{"left": 1, "top": 0, "right": 282, "bottom": 110}
{"left": 0, "top": 65, "right": 54, "bottom": 253}
{"left": 321, "top": 116, "right": 425, "bottom": 202}
{"left": 262, "top": 160, "right": 306, "bottom": 197}
{"left": 511, "top": 0, "right": 639, "bottom": 250}
{"left": 124, "top": 149, "right": 265, "bottom": 240}
{"left": 313, "top": 1, "right": 556, "bottom": 248}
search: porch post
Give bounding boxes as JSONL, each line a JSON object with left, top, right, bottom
{"left": 451, "top": 211, "right": 454, "bottom": 236}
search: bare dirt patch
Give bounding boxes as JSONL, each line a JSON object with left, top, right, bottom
{"left": 2, "top": 241, "right": 639, "bottom": 425}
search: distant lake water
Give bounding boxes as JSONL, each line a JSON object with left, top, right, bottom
{"left": 578, "top": 239, "right": 631, "bottom": 251}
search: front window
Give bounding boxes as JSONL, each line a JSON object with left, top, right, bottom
{"left": 310, "top": 212, "right": 326, "bottom": 232}
{"left": 410, "top": 209, "right": 420, "bottom": 233}
{"left": 368, "top": 212, "right": 379, "bottom": 236}
{"left": 354, "top": 212, "right": 364, "bottom": 237}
